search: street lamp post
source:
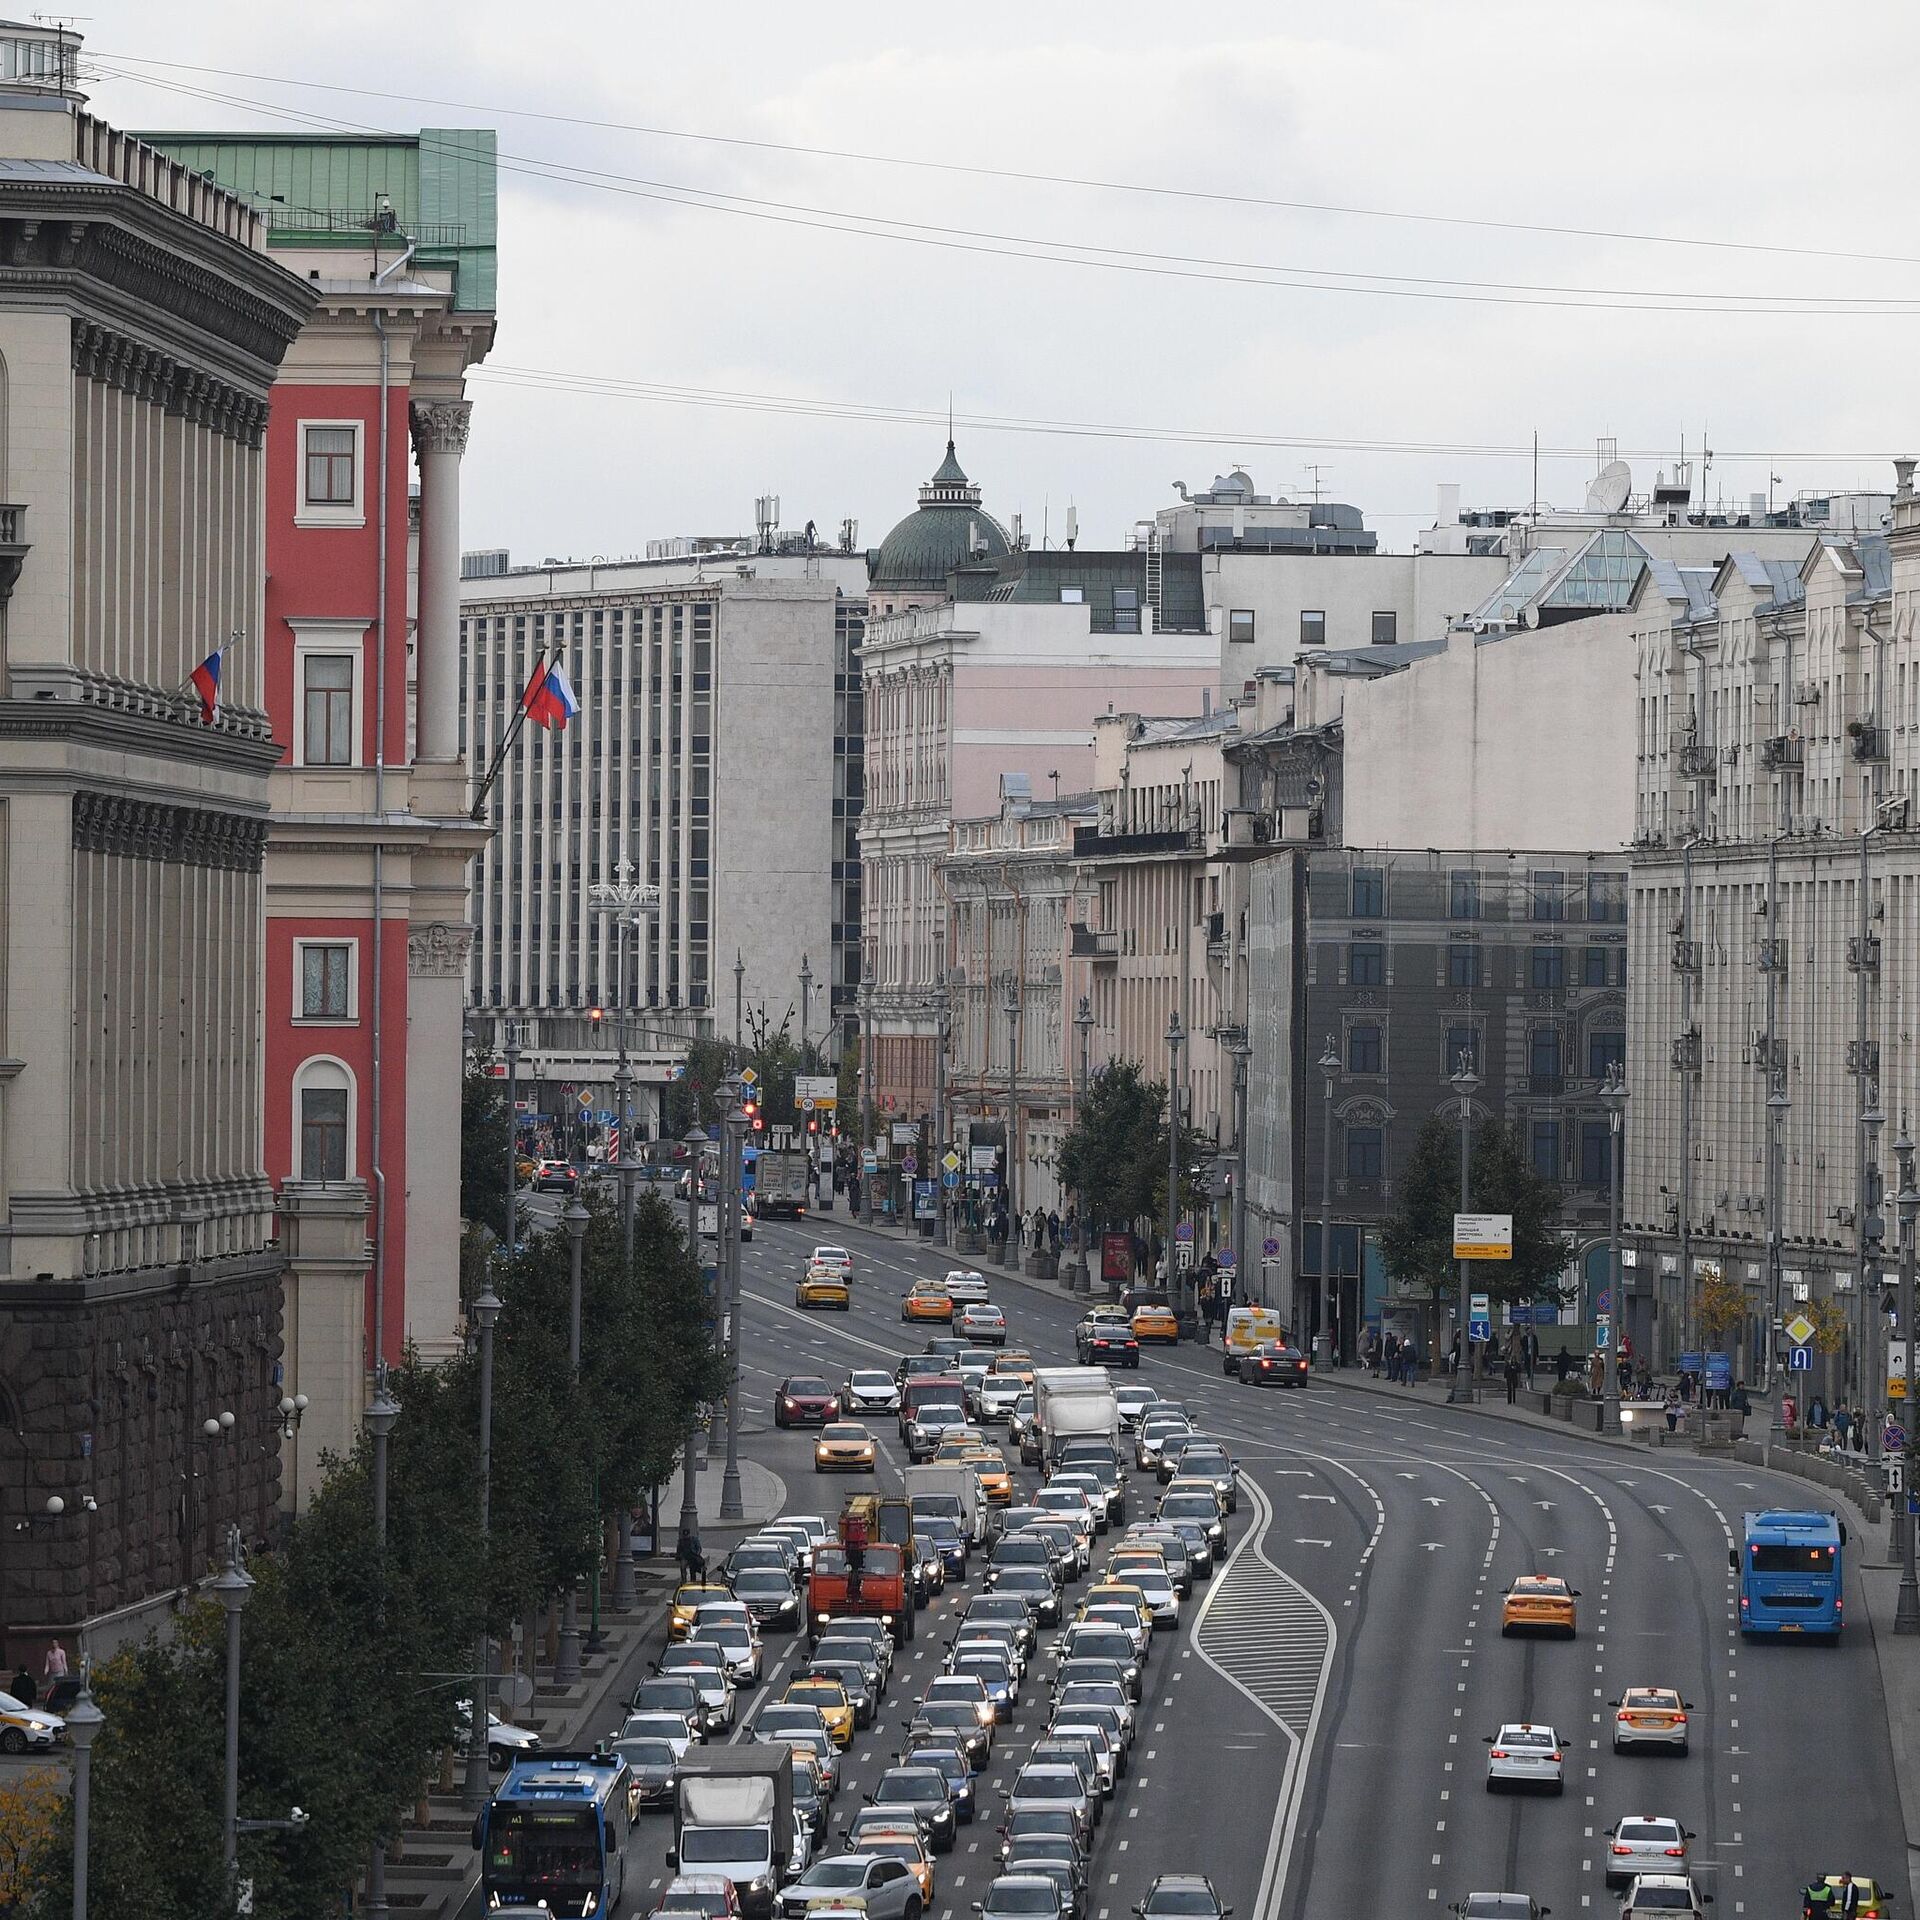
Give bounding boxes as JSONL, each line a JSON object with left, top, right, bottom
{"left": 933, "top": 992, "right": 950, "bottom": 1248}
{"left": 502, "top": 1020, "right": 521, "bottom": 1257}
{"left": 1164, "top": 1010, "right": 1185, "bottom": 1305}
{"left": 213, "top": 1525, "right": 254, "bottom": 1878}
{"left": 734, "top": 951, "right": 745, "bottom": 1057}
{"left": 1225, "top": 1027, "right": 1251, "bottom": 1315}
{"left": 1863, "top": 1089, "right": 1887, "bottom": 1467}
{"left": 1599, "top": 1063, "right": 1629, "bottom": 1440}
{"left": 464, "top": 1281, "right": 503, "bottom": 1811}
{"left": 679, "top": 1126, "right": 709, "bottom": 1560}
{"left": 1895, "top": 1119, "right": 1920, "bottom": 1633}
{"left": 1449, "top": 1052, "right": 1481, "bottom": 1405}
{"left": 718, "top": 1078, "right": 746, "bottom": 1521}
{"left": 1316, "top": 1035, "right": 1339, "bottom": 1370}
{"left": 67, "top": 1670, "right": 102, "bottom": 1920}
{"left": 1767, "top": 1079, "right": 1792, "bottom": 1438}
{"left": 799, "top": 955, "right": 813, "bottom": 1063}
{"left": 860, "top": 988, "right": 875, "bottom": 1223}
{"left": 1005, "top": 977, "right": 1022, "bottom": 1271}
{"left": 1072, "top": 996, "right": 1096, "bottom": 1289}
{"left": 556, "top": 1197, "right": 590, "bottom": 1686}
{"left": 363, "top": 1368, "right": 401, "bottom": 1920}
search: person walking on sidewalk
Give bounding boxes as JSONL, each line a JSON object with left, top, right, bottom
{"left": 1522, "top": 1328, "right": 1539, "bottom": 1387}
{"left": 1503, "top": 1353, "right": 1521, "bottom": 1405}
{"left": 678, "top": 1531, "right": 707, "bottom": 1586}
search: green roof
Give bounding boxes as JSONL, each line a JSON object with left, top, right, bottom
{"left": 136, "top": 128, "right": 497, "bottom": 312}
{"left": 871, "top": 438, "right": 1010, "bottom": 591}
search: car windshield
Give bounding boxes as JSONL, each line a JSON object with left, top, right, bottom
{"left": 822, "top": 1424, "right": 867, "bottom": 1440}
{"left": 1161, "top": 1497, "right": 1214, "bottom": 1518}
{"left": 1463, "top": 1900, "right": 1535, "bottom": 1920}
{"left": 801, "top": 1862, "right": 871, "bottom": 1890}
{"left": 1630, "top": 1894, "right": 1696, "bottom": 1911}
{"left": 924, "top": 1518, "right": 962, "bottom": 1541}
{"left": 616, "top": 1739, "right": 678, "bottom": 1768}
{"left": 786, "top": 1379, "right": 830, "bottom": 1396}
{"left": 733, "top": 1572, "right": 792, "bottom": 1596}
{"left": 1146, "top": 1892, "right": 1221, "bottom": 1915}
{"left": 1622, "top": 1690, "right": 1676, "bottom": 1709}
{"left": 1017, "top": 1773, "right": 1082, "bottom": 1800}
{"left": 1618, "top": 1822, "right": 1679, "bottom": 1841}
{"left": 918, "top": 1403, "right": 965, "bottom": 1422}
{"left": 851, "top": 1373, "right": 891, "bottom": 1390}
{"left": 878, "top": 1771, "right": 945, "bottom": 1801}
{"left": 991, "top": 1886, "right": 1060, "bottom": 1914}
{"left": 680, "top": 1827, "right": 768, "bottom": 1865}
{"left": 1501, "top": 1729, "right": 1554, "bottom": 1747}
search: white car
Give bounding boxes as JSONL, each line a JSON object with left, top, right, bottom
{"left": 1485, "top": 1723, "right": 1564, "bottom": 1794}
{"left": 1605, "top": 1816, "right": 1694, "bottom": 1888}
{"left": 810, "top": 1246, "right": 854, "bottom": 1277}
{"left": 975, "top": 1372, "right": 1026, "bottom": 1422}
{"left": 841, "top": 1369, "right": 902, "bottom": 1415}
{"left": 1618, "top": 1876, "right": 1710, "bottom": 1920}
{"left": 455, "top": 1699, "right": 540, "bottom": 1770}
{"left": 1112, "top": 1383, "right": 1160, "bottom": 1430}
{"left": 945, "top": 1268, "right": 991, "bottom": 1301}
{"left": 958, "top": 1302, "right": 1009, "bottom": 1345}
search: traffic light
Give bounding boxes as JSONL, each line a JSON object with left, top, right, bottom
{"left": 588, "top": 1006, "right": 603, "bottom": 1024}
{"left": 807, "top": 1118, "right": 820, "bottom": 1134}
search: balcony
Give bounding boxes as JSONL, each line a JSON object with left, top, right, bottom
{"left": 1849, "top": 721, "right": 1886, "bottom": 762}
{"left": 1675, "top": 739, "right": 1716, "bottom": 781}
{"left": 1069, "top": 922, "right": 1119, "bottom": 962}
{"left": 1204, "top": 910, "right": 1228, "bottom": 961}
{"left": 1072, "top": 824, "right": 1202, "bottom": 860}
{"left": 1760, "top": 734, "right": 1804, "bottom": 770}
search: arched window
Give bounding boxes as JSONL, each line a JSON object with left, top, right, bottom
{"left": 293, "top": 1057, "right": 355, "bottom": 1181}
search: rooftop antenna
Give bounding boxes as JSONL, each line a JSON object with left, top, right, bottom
{"left": 1065, "top": 504, "right": 1078, "bottom": 553}
{"left": 1302, "top": 464, "right": 1326, "bottom": 505}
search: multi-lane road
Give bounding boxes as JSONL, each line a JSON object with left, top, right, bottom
{"left": 721, "top": 1213, "right": 1904, "bottom": 1920}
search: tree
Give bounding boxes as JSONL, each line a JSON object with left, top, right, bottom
{"left": 1380, "top": 1115, "right": 1566, "bottom": 1309}
{"left": 0, "top": 1767, "right": 60, "bottom": 1909}
{"left": 1695, "top": 1268, "right": 1746, "bottom": 1344}
{"left": 461, "top": 1053, "right": 512, "bottom": 1230}
{"left": 1055, "top": 1061, "right": 1208, "bottom": 1253}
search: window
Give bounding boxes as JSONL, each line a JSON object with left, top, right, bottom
{"left": 1346, "top": 1124, "right": 1383, "bottom": 1180}
{"left": 1348, "top": 1023, "right": 1382, "bottom": 1074}
{"left": 1350, "top": 866, "right": 1384, "bottom": 917}
{"left": 1370, "top": 610, "right": 1398, "bottom": 645}
{"left": 1447, "top": 943, "right": 1481, "bottom": 988}
{"left": 1111, "top": 587, "right": 1141, "bottom": 634}
{"left": 296, "top": 941, "right": 354, "bottom": 1021}
{"left": 1587, "top": 872, "right": 1628, "bottom": 923}
{"left": 1449, "top": 870, "right": 1480, "bottom": 919}
{"left": 297, "top": 420, "right": 363, "bottom": 526}
{"left": 1300, "top": 610, "right": 1326, "bottom": 646}
{"left": 1228, "top": 609, "right": 1256, "bottom": 644}
{"left": 1348, "top": 941, "right": 1385, "bottom": 985}
{"left": 1530, "top": 945, "right": 1566, "bottom": 990}
{"left": 1530, "top": 1025, "right": 1562, "bottom": 1079}
{"left": 1580, "top": 1121, "right": 1610, "bottom": 1187}
{"left": 1058, "top": 587, "right": 1085, "bottom": 604}
{"left": 1531, "top": 869, "right": 1566, "bottom": 921}
{"left": 1445, "top": 1024, "right": 1478, "bottom": 1073}
{"left": 1531, "top": 1120, "right": 1561, "bottom": 1180}
{"left": 1588, "top": 1029, "right": 1625, "bottom": 1080}
{"left": 294, "top": 1059, "right": 353, "bottom": 1181}
{"left": 304, "top": 425, "right": 356, "bottom": 504}
{"left": 302, "top": 654, "right": 355, "bottom": 765}
{"left": 1583, "top": 943, "right": 1610, "bottom": 987}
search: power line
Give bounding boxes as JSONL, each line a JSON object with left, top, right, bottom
{"left": 92, "top": 63, "right": 1920, "bottom": 318}
{"left": 94, "top": 45, "right": 1920, "bottom": 273}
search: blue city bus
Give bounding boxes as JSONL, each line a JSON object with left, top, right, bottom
{"left": 1730, "top": 1508, "right": 1846, "bottom": 1639}
{"left": 474, "top": 1749, "right": 633, "bottom": 1917}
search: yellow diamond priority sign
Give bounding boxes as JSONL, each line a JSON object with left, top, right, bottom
{"left": 1785, "top": 1313, "right": 1816, "bottom": 1347}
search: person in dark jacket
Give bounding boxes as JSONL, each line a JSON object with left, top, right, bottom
{"left": 8, "top": 1666, "right": 33, "bottom": 1709}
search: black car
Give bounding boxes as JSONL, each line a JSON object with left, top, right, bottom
{"left": 729, "top": 1567, "right": 801, "bottom": 1628}
{"left": 1075, "top": 1315, "right": 1140, "bottom": 1369}
{"left": 868, "top": 1765, "right": 959, "bottom": 1852}
{"left": 612, "top": 1735, "right": 680, "bottom": 1813}
{"left": 532, "top": 1158, "right": 581, "bottom": 1193}
{"left": 1238, "top": 1342, "right": 1311, "bottom": 1387}
{"left": 1136, "top": 1873, "right": 1232, "bottom": 1920}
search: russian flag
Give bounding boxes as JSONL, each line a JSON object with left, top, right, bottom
{"left": 190, "top": 647, "right": 223, "bottom": 723}
{"left": 521, "top": 657, "right": 579, "bottom": 731}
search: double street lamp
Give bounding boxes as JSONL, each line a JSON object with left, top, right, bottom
{"left": 1598, "top": 1063, "right": 1629, "bottom": 1438}
{"left": 1164, "top": 1010, "right": 1185, "bottom": 1301}
{"left": 679, "top": 1125, "right": 711, "bottom": 1560}
{"left": 1448, "top": 1051, "right": 1480, "bottom": 1404}
{"left": 464, "top": 1281, "right": 503, "bottom": 1811}
{"left": 556, "top": 1196, "right": 591, "bottom": 1686}
{"left": 1316, "top": 1035, "right": 1339, "bottom": 1369}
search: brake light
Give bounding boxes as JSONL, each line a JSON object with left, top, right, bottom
{"left": 1675, "top": 1713, "right": 1688, "bottom": 1724}
{"left": 1611, "top": 1845, "right": 1632, "bottom": 1856}
{"left": 1489, "top": 1748, "right": 1507, "bottom": 1760}
{"left": 1550, "top": 1751, "right": 1562, "bottom": 1761}
{"left": 1665, "top": 1848, "right": 1686, "bottom": 1857}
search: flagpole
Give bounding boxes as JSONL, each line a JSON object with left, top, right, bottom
{"left": 469, "top": 648, "right": 547, "bottom": 822}
{"left": 175, "top": 626, "right": 244, "bottom": 713}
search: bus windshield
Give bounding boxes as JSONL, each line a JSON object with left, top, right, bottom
{"left": 1751, "top": 1544, "right": 1836, "bottom": 1573}
{"left": 485, "top": 1805, "right": 604, "bottom": 1899}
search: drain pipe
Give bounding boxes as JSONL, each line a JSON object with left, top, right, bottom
{"left": 368, "top": 305, "right": 392, "bottom": 1372}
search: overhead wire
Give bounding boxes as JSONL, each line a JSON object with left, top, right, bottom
{"left": 93, "top": 45, "right": 1920, "bottom": 273}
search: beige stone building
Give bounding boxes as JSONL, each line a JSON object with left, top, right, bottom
{"left": 0, "top": 57, "right": 315, "bottom": 1662}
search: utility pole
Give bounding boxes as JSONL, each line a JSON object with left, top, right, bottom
{"left": 363, "top": 1368, "right": 401, "bottom": 1918}
{"left": 860, "top": 988, "right": 875, "bottom": 1223}
{"left": 1600, "top": 1064, "right": 1629, "bottom": 1438}
{"left": 1449, "top": 1052, "right": 1480, "bottom": 1404}
{"left": 502, "top": 1019, "right": 521, "bottom": 1256}
{"left": 734, "top": 950, "right": 745, "bottom": 1059}
{"left": 1895, "top": 1119, "right": 1920, "bottom": 1633}
{"left": 1865, "top": 1089, "right": 1888, "bottom": 1474}
{"left": 1226, "top": 1026, "right": 1251, "bottom": 1314}
{"left": 1164, "top": 1010, "right": 1185, "bottom": 1304}
{"left": 1316, "top": 1036, "right": 1339, "bottom": 1368}
{"left": 1005, "top": 975, "right": 1022, "bottom": 1269}
{"left": 933, "top": 992, "right": 950, "bottom": 1248}
{"left": 799, "top": 954, "right": 812, "bottom": 1063}
{"left": 678, "top": 1132, "right": 707, "bottom": 1561}
{"left": 463, "top": 1282, "right": 502, "bottom": 1811}
{"left": 719, "top": 1078, "right": 745, "bottom": 1521}
{"left": 1676, "top": 839, "right": 1699, "bottom": 1373}
{"left": 1763, "top": 833, "right": 1784, "bottom": 1412}
{"left": 1854, "top": 834, "right": 1882, "bottom": 1413}
{"left": 555, "top": 1198, "right": 589, "bottom": 1685}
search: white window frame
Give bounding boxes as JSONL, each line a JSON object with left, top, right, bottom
{"left": 290, "top": 619, "right": 368, "bottom": 768}
{"left": 292, "top": 937, "right": 360, "bottom": 1025}
{"left": 296, "top": 417, "right": 366, "bottom": 529}
{"left": 292, "top": 1055, "right": 357, "bottom": 1182}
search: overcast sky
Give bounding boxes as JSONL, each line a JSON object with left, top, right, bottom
{"left": 81, "top": 1, "right": 1920, "bottom": 561}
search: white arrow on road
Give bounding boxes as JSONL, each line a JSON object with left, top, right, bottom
{"left": 1538, "top": 1547, "right": 1564, "bottom": 1556}
{"left": 1661, "top": 1553, "right": 1683, "bottom": 1562}
{"left": 1535, "top": 1501, "right": 1556, "bottom": 1510}
{"left": 1509, "top": 1476, "right": 1529, "bottom": 1483}
{"left": 1421, "top": 1496, "right": 1447, "bottom": 1506}
{"left": 1648, "top": 1504, "right": 1671, "bottom": 1514}
{"left": 1293, "top": 1537, "right": 1333, "bottom": 1547}
{"left": 1422, "top": 1542, "right": 1446, "bottom": 1552}
{"left": 1299, "top": 1493, "right": 1337, "bottom": 1503}
{"left": 1736, "top": 1482, "right": 1756, "bottom": 1489}
{"left": 1397, "top": 1472, "right": 1421, "bottom": 1480}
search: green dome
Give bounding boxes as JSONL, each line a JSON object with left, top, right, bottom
{"left": 871, "top": 439, "right": 1010, "bottom": 592}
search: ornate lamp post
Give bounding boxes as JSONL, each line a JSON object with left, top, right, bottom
{"left": 1316, "top": 1035, "right": 1339, "bottom": 1369}
{"left": 679, "top": 1125, "right": 711, "bottom": 1560}
{"left": 1004, "top": 977, "right": 1022, "bottom": 1269}
{"left": 556, "top": 1196, "right": 590, "bottom": 1685}
{"left": 1164, "top": 1010, "right": 1185, "bottom": 1303}
{"left": 718, "top": 1078, "right": 746, "bottom": 1521}
{"left": 1895, "top": 1119, "right": 1920, "bottom": 1634}
{"left": 1599, "top": 1063, "right": 1629, "bottom": 1439}
{"left": 587, "top": 861, "right": 659, "bottom": 1264}
{"left": 213, "top": 1527, "right": 254, "bottom": 1877}
{"left": 463, "top": 1281, "right": 503, "bottom": 1811}
{"left": 1448, "top": 1052, "right": 1481, "bottom": 1404}
{"left": 67, "top": 1669, "right": 102, "bottom": 1920}
{"left": 363, "top": 1369, "right": 401, "bottom": 1919}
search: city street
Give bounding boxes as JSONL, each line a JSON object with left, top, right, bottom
{"left": 689, "top": 1213, "right": 1908, "bottom": 1920}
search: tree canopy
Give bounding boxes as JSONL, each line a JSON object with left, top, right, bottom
{"left": 1055, "top": 1060, "right": 1210, "bottom": 1241}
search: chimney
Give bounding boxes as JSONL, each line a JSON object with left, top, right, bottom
{"left": 1436, "top": 482, "right": 1461, "bottom": 525}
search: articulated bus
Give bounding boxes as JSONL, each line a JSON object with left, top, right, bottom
{"left": 1730, "top": 1508, "right": 1846, "bottom": 1639}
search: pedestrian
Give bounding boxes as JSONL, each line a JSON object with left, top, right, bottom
{"left": 1503, "top": 1354, "right": 1521, "bottom": 1405}
{"left": 1834, "top": 1403, "right": 1853, "bottom": 1452}
{"left": 8, "top": 1665, "right": 33, "bottom": 1709}
{"left": 1834, "top": 1876, "right": 1862, "bottom": 1920}
{"left": 1063, "top": 1206, "right": 1078, "bottom": 1250}
{"left": 1805, "top": 1882, "right": 1835, "bottom": 1920}
{"left": 678, "top": 1531, "right": 706, "bottom": 1586}
{"left": 1047, "top": 1209, "right": 1061, "bottom": 1254}
{"left": 1522, "top": 1328, "right": 1539, "bottom": 1387}
{"left": 42, "top": 1640, "right": 67, "bottom": 1691}
{"left": 1449, "top": 1333, "right": 1462, "bottom": 1379}
{"left": 1664, "top": 1386, "right": 1681, "bottom": 1435}
{"left": 1731, "top": 1380, "right": 1752, "bottom": 1417}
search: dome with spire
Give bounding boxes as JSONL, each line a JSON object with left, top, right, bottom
{"left": 870, "top": 437, "right": 1011, "bottom": 594}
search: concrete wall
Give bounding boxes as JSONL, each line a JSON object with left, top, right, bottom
{"left": 1342, "top": 623, "right": 1637, "bottom": 853}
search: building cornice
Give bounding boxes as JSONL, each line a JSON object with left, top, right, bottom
{"left": 0, "top": 695, "right": 282, "bottom": 780}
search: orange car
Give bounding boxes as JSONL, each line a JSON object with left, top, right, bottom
{"left": 1131, "top": 1303, "right": 1180, "bottom": 1345}
{"left": 1501, "top": 1573, "right": 1579, "bottom": 1638}
{"left": 902, "top": 1281, "right": 954, "bottom": 1323}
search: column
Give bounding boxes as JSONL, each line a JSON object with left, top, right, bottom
{"left": 410, "top": 398, "right": 472, "bottom": 763}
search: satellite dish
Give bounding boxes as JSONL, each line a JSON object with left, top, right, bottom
{"left": 1585, "top": 460, "right": 1632, "bottom": 514}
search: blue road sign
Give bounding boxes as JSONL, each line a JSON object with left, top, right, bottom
{"left": 1678, "top": 1351, "right": 1703, "bottom": 1375}
{"left": 1175, "top": 1222, "right": 1194, "bottom": 1242}
{"left": 1218, "top": 1248, "right": 1235, "bottom": 1268}
{"left": 1884, "top": 1421, "right": 1907, "bottom": 1452}
{"left": 1788, "top": 1345, "right": 1813, "bottom": 1371}
{"left": 1705, "top": 1352, "right": 1733, "bottom": 1391}
{"left": 1594, "top": 1320, "right": 1612, "bottom": 1351}
{"left": 1469, "top": 1317, "right": 1492, "bottom": 1343}
{"left": 942, "top": 1169, "right": 961, "bottom": 1188}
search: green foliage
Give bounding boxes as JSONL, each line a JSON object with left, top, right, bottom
{"left": 665, "top": 1015, "right": 829, "bottom": 1139}
{"left": 1380, "top": 1113, "right": 1567, "bottom": 1307}
{"left": 1056, "top": 1061, "right": 1210, "bottom": 1239}
{"left": 461, "top": 1053, "right": 512, "bottom": 1231}
{"left": 23, "top": 1196, "right": 723, "bottom": 1920}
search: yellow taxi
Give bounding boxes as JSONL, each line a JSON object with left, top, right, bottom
{"left": 1609, "top": 1685, "right": 1692, "bottom": 1753}
{"left": 1131, "top": 1302, "right": 1180, "bottom": 1345}
{"left": 902, "top": 1280, "right": 954, "bottom": 1323}
{"left": 1501, "top": 1573, "right": 1579, "bottom": 1638}
{"left": 1080, "top": 1580, "right": 1154, "bottom": 1629}
{"left": 796, "top": 1263, "right": 852, "bottom": 1310}
{"left": 814, "top": 1421, "right": 878, "bottom": 1473}
{"left": 669, "top": 1581, "right": 734, "bottom": 1639}
{"left": 857, "top": 1825, "right": 936, "bottom": 1906}
{"left": 993, "top": 1350, "right": 1036, "bottom": 1383}
{"left": 1108, "top": 1546, "right": 1170, "bottom": 1585}
{"left": 1814, "top": 1878, "right": 1891, "bottom": 1919}
{"left": 783, "top": 1676, "right": 855, "bottom": 1747}
{"left": 952, "top": 1443, "right": 1012, "bottom": 1505}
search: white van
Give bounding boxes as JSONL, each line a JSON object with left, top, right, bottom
{"left": 1221, "top": 1306, "right": 1285, "bottom": 1374}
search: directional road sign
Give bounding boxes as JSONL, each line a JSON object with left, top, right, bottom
{"left": 1785, "top": 1312, "right": 1816, "bottom": 1347}
{"left": 1454, "top": 1213, "right": 1513, "bottom": 1260}
{"left": 1788, "top": 1345, "right": 1813, "bottom": 1371}
{"left": 942, "top": 1149, "right": 962, "bottom": 1174}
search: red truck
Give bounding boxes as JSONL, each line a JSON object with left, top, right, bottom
{"left": 806, "top": 1496, "right": 916, "bottom": 1647}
